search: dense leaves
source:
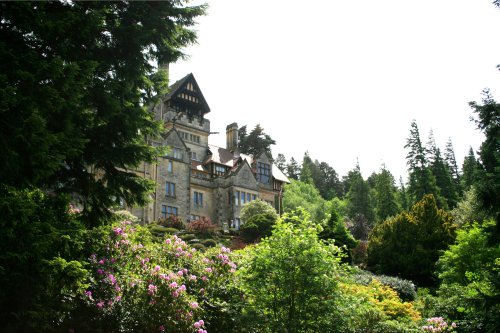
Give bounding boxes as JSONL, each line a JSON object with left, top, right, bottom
{"left": 0, "top": 1, "right": 206, "bottom": 225}
{"left": 368, "top": 195, "right": 456, "bottom": 286}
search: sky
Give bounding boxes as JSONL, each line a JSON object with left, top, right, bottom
{"left": 169, "top": 0, "right": 500, "bottom": 182}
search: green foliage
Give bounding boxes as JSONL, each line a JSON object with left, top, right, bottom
{"left": 0, "top": 186, "right": 87, "bottom": 332}
{"left": 350, "top": 268, "right": 418, "bottom": 302}
{"left": 0, "top": 1, "right": 206, "bottom": 225}
{"left": 461, "top": 147, "right": 481, "bottom": 192}
{"left": 371, "top": 166, "right": 401, "bottom": 223}
{"left": 432, "top": 221, "right": 500, "bottom": 332}
{"left": 237, "top": 124, "right": 276, "bottom": 157}
{"left": 469, "top": 89, "right": 500, "bottom": 231}
{"left": 73, "top": 221, "right": 240, "bottom": 332}
{"left": 368, "top": 195, "right": 456, "bottom": 286}
{"left": 300, "top": 152, "right": 342, "bottom": 199}
{"left": 238, "top": 211, "right": 347, "bottom": 332}
{"left": 319, "top": 207, "right": 358, "bottom": 262}
{"left": 346, "top": 163, "right": 375, "bottom": 226}
{"left": 282, "top": 179, "right": 330, "bottom": 223}
{"left": 450, "top": 187, "right": 487, "bottom": 228}
{"left": 240, "top": 199, "right": 278, "bottom": 243}
{"left": 405, "top": 121, "right": 444, "bottom": 207}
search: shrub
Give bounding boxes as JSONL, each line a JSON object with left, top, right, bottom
{"left": 191, "top": 243, "right": 206, "bottom": 251}
{"left": 157, "top": 215, "right": 185, "bottom": 229}
{"left": 201, "top": 239, "right": 217, "bottom": 247}
{"left": 73, "top": 221, "right": 239, "bottom": 332}
{"left": 187, "top": 217, "right": 218, "bottom": 235}
{"left": 179, "top": 233, "right": 196, "bottom": 242}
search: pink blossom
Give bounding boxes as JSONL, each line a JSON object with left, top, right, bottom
{"left": 165, "top": 239, "right": 172, "bottom": 244}
{"left": 190, "top": 302, "right": 199, "bottom": 309}
{"left": 97, "top": 268, "right": 104, "bottom": 275}
{"left": 115, "top": 296, "right": 122, "bottom": 302}
{"left": 108, "top": 274, "right": 116, "bottom": 285}
{"left": 169, "top": 282, "right": 178, "bottom": 289}
{"left": 178, "top": 284, "right": 186, "bottom": 291}
{"left": 154, "top": 265, "right": 161, "bottom": 272}
{"left": 148, "top": 284, "right": 158, "bottom": 295}
{"left": 221, "top": 246, "right": 231, "bottom": 253}
{"left": 85, "top": 290, "right": 92, "bottom": 298}
{"left": 205, "top": 267, "right": 212, "bottom": 273}
{"left": 201, "top": 276, "right": 208, "bottom": 281}
{"left": 113, "top": 227, "right": 123, "bottom": 235}
{"left": 177, "top": 270, "right": 184, "bottom": 276}
{"left": 189, "top": 274, "right": 197, "bottom": 281}
{"left": 96, "top": 300, "right": 105, "bottom": 308}
{"left": 159, "top": 325, "right": 165, "bottom": 331}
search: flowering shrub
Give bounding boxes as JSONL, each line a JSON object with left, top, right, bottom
{"left": 422, "top": 317, "right": 457, "bottom": 332}
{"left": 187, "top": 217, "right": 218, "bottom": 235}
{"left": 79, "top": 220, "right": 237, "bottom": 332}
{"left": 157, "top": 215, "right": 185, "bottom": 229}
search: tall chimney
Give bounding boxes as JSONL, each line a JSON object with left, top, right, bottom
{"left": 226, "top": 123, "right": 239, "bottom": 152}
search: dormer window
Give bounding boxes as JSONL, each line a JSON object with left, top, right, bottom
{"left": 258, "top": 162, "right": 271, "bottom": 184}
{"left": 214, "top": 164, "right": 226, "bottom": 176}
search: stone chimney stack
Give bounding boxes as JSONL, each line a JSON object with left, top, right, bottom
{"left": 226, "top": 123, "right": 239, "bottom": 152}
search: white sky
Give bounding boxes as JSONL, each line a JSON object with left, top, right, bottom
{"left": 169, "top": 0, "right": 500, "bottom": 182}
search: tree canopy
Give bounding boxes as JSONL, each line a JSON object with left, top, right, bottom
{"left": 0, "top": 1, "right": 206, "bottom": 225}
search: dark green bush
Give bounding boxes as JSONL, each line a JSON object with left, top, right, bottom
{"left": 191, "top": 243, "right": 206, "bottom": 251}
{"left": 202, "top": 239, "right": 217, "bottom": 247}
{"left": 180, "top": 233, "right": 196, "bottom": 241}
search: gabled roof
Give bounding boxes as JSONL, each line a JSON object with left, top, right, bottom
{"left": 204, "top": 144, "right": 290, "bottom": 183}
{"left": 164, "top": 73, "right": 210, "bottom": 114}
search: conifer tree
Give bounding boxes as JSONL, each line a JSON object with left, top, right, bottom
{"left": 286, "top": 157, "right": 300, "bottom": 180}
{"left": 373, "top": 165, "right": 400, "bottom": 223}
{"left": 426, "top": 132, "right": 458, "bottom": 209}
{"left": 0, "top": 1, "right": 206, "bottom": 224}
{"left": 398, "top": 176, "right": 410, "bottom": 211}
{"left": 238, "top": 124, "right": 276, "bottom": 158}
{"left": 444, "top": 138, "right": 461, "bottom": 193}
{"left": 461, "top": 147, "right": 480, "bottom": 191}
{"left": 346, "top": 163, "right": 375, "bottom": 227}
{"left": 404, "top": 120, "right": 443, "bottom": 207}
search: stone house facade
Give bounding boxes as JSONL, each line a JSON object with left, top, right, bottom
{"left": 130, "top": 73, "right": 289, "bottom": 228}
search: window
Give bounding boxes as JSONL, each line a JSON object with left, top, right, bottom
{"left": 258, "top": 162, "right": 271, "bottom": 183}
{"left": 171, "top": 147, "right": 183, "bottom": 160}
{"left": 162, "top": 205, "right": 178, "bottom": 218}
{"left": 190, "top": 214, "right": 200, "bottom": 221}
{"left": 234, "top": 191, "right": 240, "bottom": 206}
{"left": 252, "top": 194, "right": 257, "bottom": 201}
{"left": 167, "top": 160, "right": 173, "bottom": 173}
{"left": 215, "top": 165, "right": 226, "bottom": 176}
{"left": 166, "top": 182, "right": 176, "bottom": 197}
{"left": 193, "top": 191, "right": 203, "bottom": 207}
{"left": 189, "top": 151, "right": 198, "bottom": 160}
{"left": 247, "top": 193, "right": 251, "bottom": 203}
{"left": 241, "top": 191, "right": 246, "bottom": 205}
{"left": 190, "top": 134, "right": 200, "bottom": 144}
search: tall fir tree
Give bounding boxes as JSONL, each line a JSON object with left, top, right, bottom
{"left": 461, "top": 147, "right": 480, "bottom": 191}
{"left": 373, "top": 165, "right": 400, "bottom": 223}
{"left": 398, "top": 176, "right": 410, "bottom": 211}
{"left": 275, "top": 153, "right": 287, "bottom": 172}
{"left": 444, "top": 138, "right": 462, "bottom": 194}
{"left": 426, "top": 131, "right": 458, "bottom": 209}
{"left": 346, "top": 163, "right": 375, "bottom": 227}
{"left": 404, "top": 120, "right": 444, "bottom": 207}
{"left": 286, "top": 157, "right": 300, "bottom": 180}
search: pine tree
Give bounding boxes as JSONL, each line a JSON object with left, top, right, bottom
{"left": 404, "top": 120, "right": 443, "bottom": 207}
{"left": 286, "top": 157, "right": 300, "bottom": 180}
{"left": 444, "top": 138, "right": 461, "bottom": 193}
{"left": 275, "top": 153, "right": 287, "bottom": 172}
{"left": 373, "top": 165, "right": 400, "bottom": 223}
{"left": 238, "top": 124, "right": 276, "bottom": 158}
{"left": 346, "top": 163, "right": 375, "bottom": 227}
{"left": 426, "top": 132, "right": 458, "bottom": 209}
{"left": 398, "top": 176, "right": 410, "bottom": 211}
{"left": 461, "top": 147, "right": 480, "bottom": 191}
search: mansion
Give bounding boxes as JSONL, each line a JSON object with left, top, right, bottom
{"left": 130, "top": 73, "right": 289, "bottom": 229}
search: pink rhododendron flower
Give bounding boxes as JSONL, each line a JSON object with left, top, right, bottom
{"left": 190, "top": 301, "right": 199, "bottom": 309}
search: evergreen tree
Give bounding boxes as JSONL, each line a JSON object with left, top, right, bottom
{"left": 461, "top": 147, "right": 480, "bottom": 191}
{"left": 275, "top": 153, "right": 287, "bottom": 172}
{"left": 318, "top": 161, "right": 342, "bottom": 199}
{"left": 286, "top": 157, "right": 300, "bottom": 180}
{"left": 398, "top": 176, "right": 410, "bottom": 211}
{"left": 346, "top": 163, "right": 375, "bottom": 227}
{"left": 469, "top": 88, "right": 500, "bottom": 233}
{"left": 444, "top": 138, "right": 461, "bottom": 193}
{"left": 238, "top": 124, "right": 276, "bottom": 158}
{"left": 404, "top": 120, "right": 443, "bottom": 207}
{"left": 318, "top": 207, "right": 358, "bottom": 262}
{"left": 426, "top": 132, "right": 458, "bottom": 209}
{"left": 368, "top": 195, "right": 456, "bottom": 286}
{"left": 0, "top": 1, "right": 206, "bottom": 225}
{"left": 373, "top": 165, "right": 400, "bottom": 223}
